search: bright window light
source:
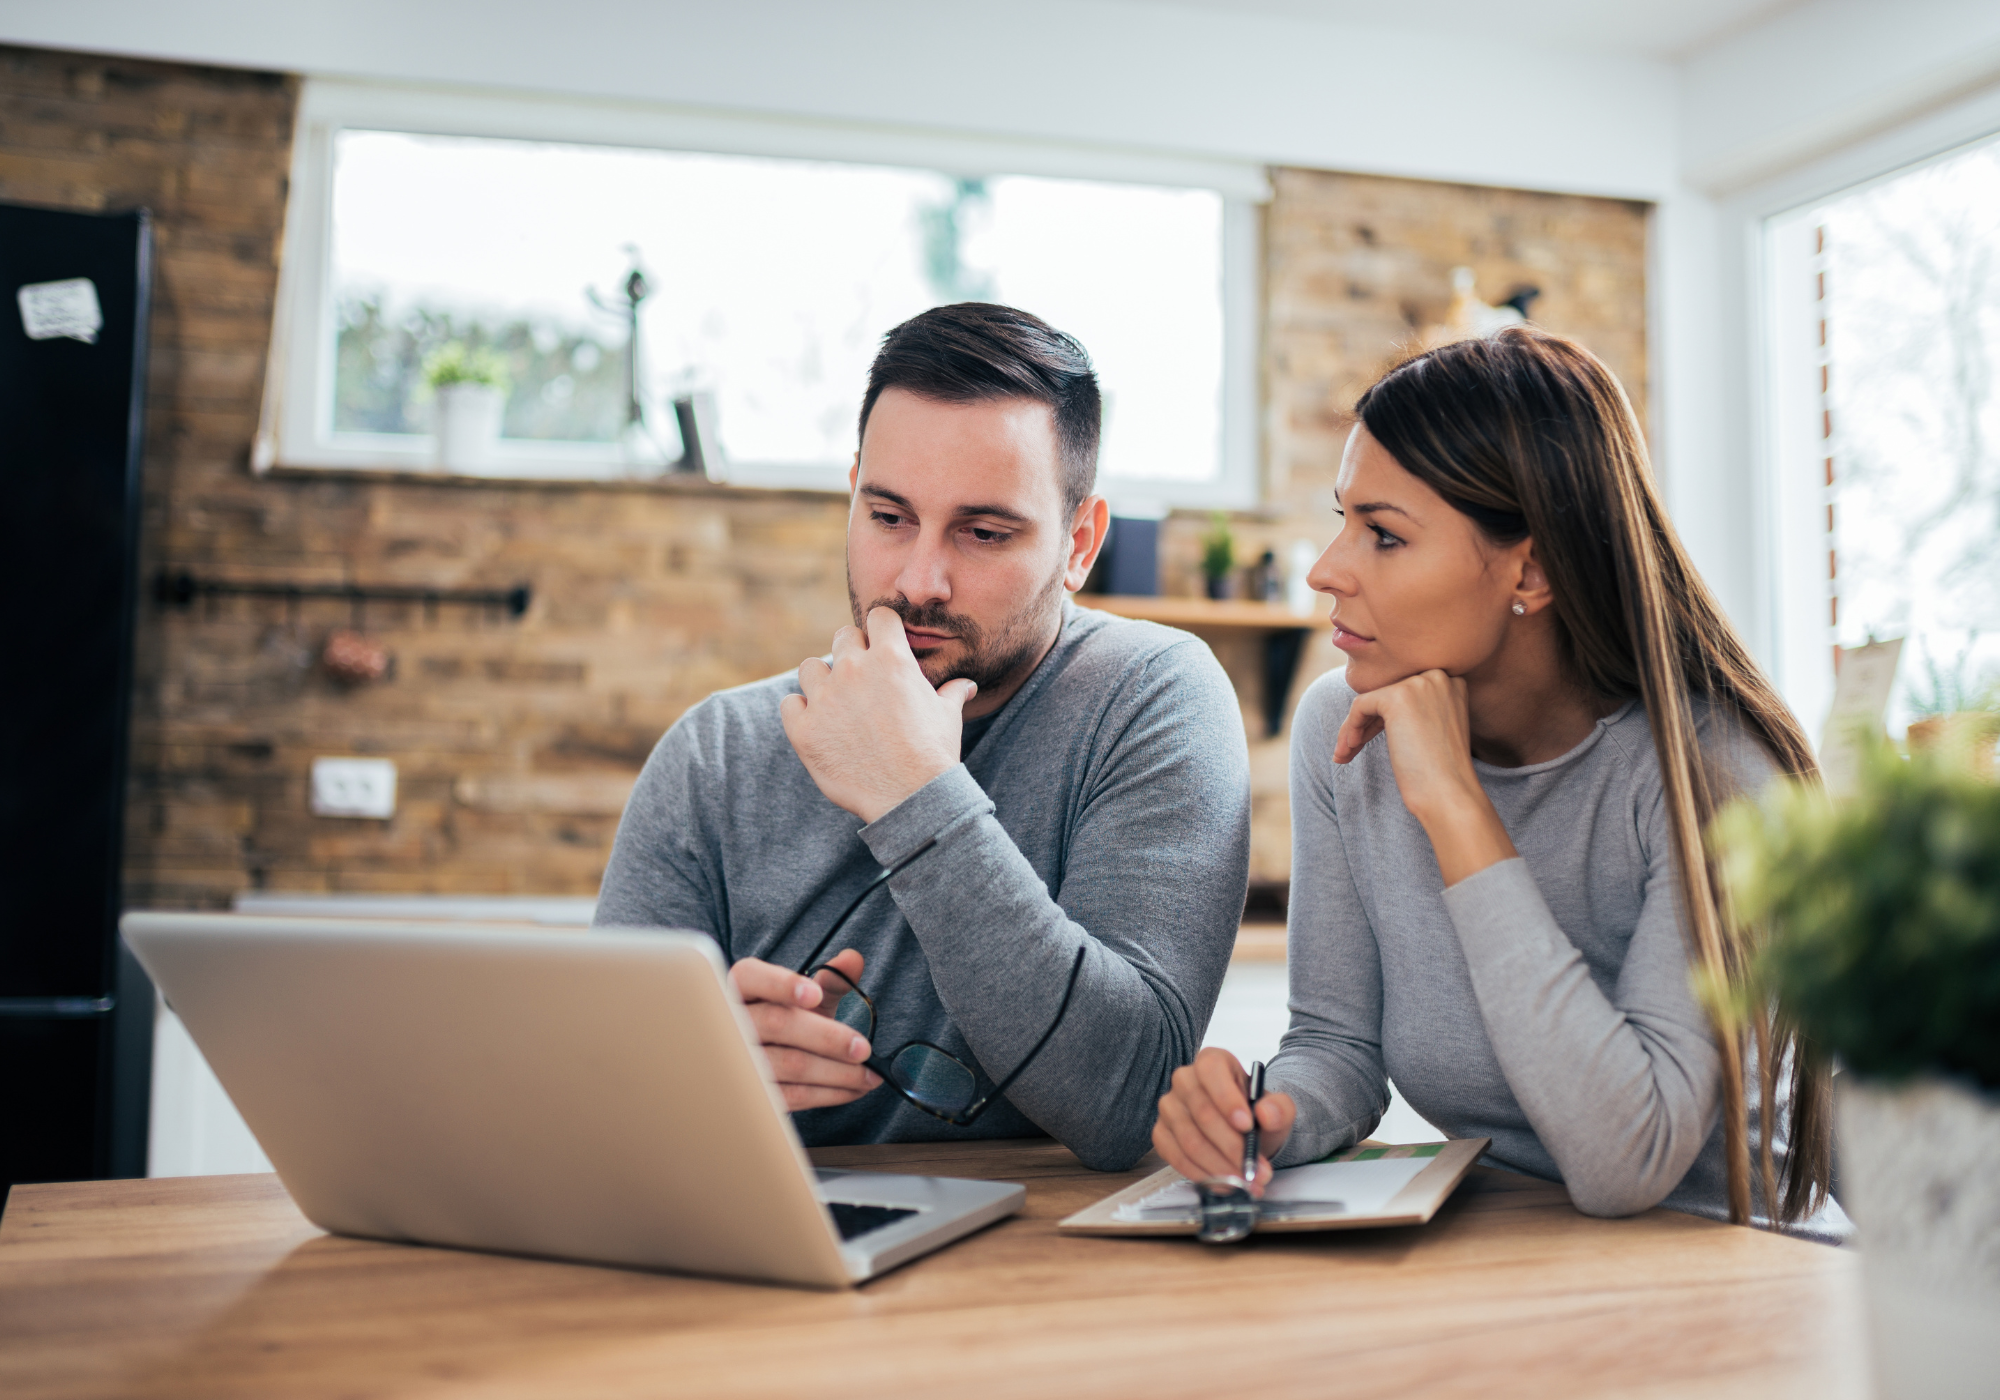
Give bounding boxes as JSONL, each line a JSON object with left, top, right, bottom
{"left": 1819, "top": 138, "right": 2000, "bottom": 724}
{"left": 327, "top": 130, "right": 1226, "bottom": 485}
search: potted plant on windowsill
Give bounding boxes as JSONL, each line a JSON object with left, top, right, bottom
{"left": 1905, "top": 655, "right": 1998, "bottom": 777}
{"left": 423, "top": 342, "right": 510, "bottom": 472}
{"left": 1200, "top": 512, "right": 1235, "bottom": 601}
{"left": 1711, "top": 727, "right": 2000, "bottom": 1400}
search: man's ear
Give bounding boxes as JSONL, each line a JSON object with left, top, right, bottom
{"left": 848, "top": 453, "right": 859, "bottom": 493}
{"left": 1064, "top": 496, "right": 1110, "bottom": 593}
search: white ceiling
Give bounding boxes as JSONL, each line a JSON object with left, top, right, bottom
{"left": 1130, "top": 0, "right": 1808, "bottom": 59}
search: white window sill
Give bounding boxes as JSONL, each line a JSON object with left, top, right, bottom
{"left": 261, "top": 459, "right": 850, "bottom": 498}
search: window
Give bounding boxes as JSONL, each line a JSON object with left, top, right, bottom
{"left": 263, "top": 82, "right": 1266, "bottom": 504}
{"left": 1764, "top": 133, "right": 2000, "bottom": 734}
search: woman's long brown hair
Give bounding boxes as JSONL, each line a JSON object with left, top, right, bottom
{"left": 1354, "top": 326, "right": 1832, "bottom": 1225}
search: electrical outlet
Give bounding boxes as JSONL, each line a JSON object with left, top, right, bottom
{"left": 310, "top": 757, "right": 397, "bottom": 819}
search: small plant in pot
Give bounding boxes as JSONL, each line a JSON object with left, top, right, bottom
{"left": 423, "top": 342, "right": 509, "bottom": 472}
{"left": 1905, "top": 648, "right": 1998, "bottom": 776}
{"left": 1200, "top": 512, "right": 1235, "bottom": 601}
{"left": 1712, "top": 729, "right": 2000, "bottom": 1400}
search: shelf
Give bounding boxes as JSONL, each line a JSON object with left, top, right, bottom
{"left": 1233, "top": 923, "right": 1287, "bottom": 963}
{"left": 1077, "top": 594, "right": 1326, "bottom": 739}
{"left": 1076, "top": 595, "right": 1326, "bottom": 629}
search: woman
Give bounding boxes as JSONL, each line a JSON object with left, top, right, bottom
{"left": 1156, "top": 327, "right": 1840, "bottom": 1234}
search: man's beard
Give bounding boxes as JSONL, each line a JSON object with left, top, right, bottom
{"left": 847, "top": 561, "right": 1068, "bottom": 698}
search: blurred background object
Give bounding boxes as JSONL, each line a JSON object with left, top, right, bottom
{"left": 0, "top": 201, "right": 154, "bottom": 1189}
{"left": 320, "top": 628, "right": 392, "bottom": 687}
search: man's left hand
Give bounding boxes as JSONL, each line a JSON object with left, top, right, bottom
{"left": 780, "top": 608, "right": 976, "bottom": 824}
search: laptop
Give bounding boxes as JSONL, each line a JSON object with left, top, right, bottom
{"left": 121, "top": 912, "right": 1025, "bottom": 1289}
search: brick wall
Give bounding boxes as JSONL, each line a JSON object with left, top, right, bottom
{"left": 1175, "top": 168, "right": 1652, "bottom": 885}
{"left": 0, "top": 47, "right": 1651, "bottom": 906}
{"left": 0, "top": 46, "right": 855, "bottom": 906}
{"left": 1166, "top": 168, "right": 1652, "bottom": 596}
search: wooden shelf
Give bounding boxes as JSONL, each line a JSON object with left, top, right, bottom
{"left": 1232, "top": 923, "right": 1287, "bottom": 963}
{"left": 1077, "top": 594, "right": 1327, "bottom": 739}
{"left": 1076, "top": 595, "right": 1326, "bottom": 629}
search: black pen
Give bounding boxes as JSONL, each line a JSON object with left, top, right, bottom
{"left": 1242, "top": 1060, "right": 1266, "bottom": 1185}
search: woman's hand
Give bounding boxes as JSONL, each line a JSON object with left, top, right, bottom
{"left": 1333, "top": 669, "right": 1518, "bottom": 886}
{"left": 1152, "top": 1048, "right": 1296, "bottom": 1198}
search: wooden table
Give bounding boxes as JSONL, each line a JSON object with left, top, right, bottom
{"left": 0, "top": 1141, "right": 1865, "bottom": 1400}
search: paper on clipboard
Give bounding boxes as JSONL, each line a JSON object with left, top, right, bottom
{"left": 1115, "top": 1155, "right": 1432, "bottom": 1221}
{"left": 1060, "top": 1138, "right": 1488, "bottom": 1236}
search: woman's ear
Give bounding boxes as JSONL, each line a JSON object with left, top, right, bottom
{"left": 1514, "top": 541, "right": 1555, "bottom": 616}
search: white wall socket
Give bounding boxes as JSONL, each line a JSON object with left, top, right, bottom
{"left": 310, "top": 757, "right": 397, "bottom": 819}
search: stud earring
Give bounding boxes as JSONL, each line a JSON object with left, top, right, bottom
{"left": 1511, "top": 601, "right": 1527, "bottom": 616}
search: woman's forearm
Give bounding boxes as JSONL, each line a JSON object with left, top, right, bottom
{"left": 1412, "top": 787, "right": 1519, "bottom": 887}
{"left": 1442, "top": 858, "right": 1721, "bottom": 1215}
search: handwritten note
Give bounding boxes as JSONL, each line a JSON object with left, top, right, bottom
{"left": 17, "top": 277, "right": 103, "bottom": 344}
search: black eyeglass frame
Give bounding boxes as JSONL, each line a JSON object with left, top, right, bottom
{"left": 788, "top": 840, "right": 1086, "bottom": 1127}
{"left": 807, "top": 945, "right": 1086, "bottom": 1127}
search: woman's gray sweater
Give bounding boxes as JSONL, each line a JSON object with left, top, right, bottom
{"left": 1270, "top": 671, "right": 1848, "bottom": 1239}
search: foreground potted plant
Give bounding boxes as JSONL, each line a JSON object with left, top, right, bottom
{"left": 1713, "top": 727, "right": 2000, "bottom": 1400}
{"left": 423, "top": 342, "right": 509, "bottom": 472}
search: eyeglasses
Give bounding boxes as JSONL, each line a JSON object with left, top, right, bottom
{"left": 791, "top": 850, "right": 1086, "bottom": 1127}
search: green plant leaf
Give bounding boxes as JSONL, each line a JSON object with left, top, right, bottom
{"left": 421, "top": 341, "right": 510, "bottom": 393}
{"left": 1201, "top": 511, "right": 1234, "bottom": 579}
{"left": 1711, "top": 734, "right": 2000, "bottom": 1090}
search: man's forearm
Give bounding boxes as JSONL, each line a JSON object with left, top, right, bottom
{"left": 860, "top": 765, "right": 1242, "bottom": 1170}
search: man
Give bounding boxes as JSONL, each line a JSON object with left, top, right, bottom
{"left": 595, "top": 303, "right": 1248, "bottom": 1171}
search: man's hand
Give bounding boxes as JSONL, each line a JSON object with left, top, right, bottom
{"left": 780, "top": 607, "right": 977, "bottom": 824}
{"left": 729, "top": 949, "right": 882, "bottom": 1111}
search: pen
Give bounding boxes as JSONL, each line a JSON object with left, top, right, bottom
{"left": 1242, "top": 1060, "right": 1266, "bottom": 1185}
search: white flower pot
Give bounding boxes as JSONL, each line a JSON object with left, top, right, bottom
{"left": 1838, "top": 1074, "right": 2000, "bottom": 1399}
{"left": 433, "top": 383, "right": 504, "bottom": 472}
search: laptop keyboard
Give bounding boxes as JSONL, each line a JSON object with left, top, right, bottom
{"left": 827, "top": 1202, "right": 918, "bottom": 1241}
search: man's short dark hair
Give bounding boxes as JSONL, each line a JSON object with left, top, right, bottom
{"left": 858, "top": 303, "right": 1100, "bottom": 519}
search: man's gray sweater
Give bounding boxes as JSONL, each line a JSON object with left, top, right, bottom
{"left": 595, "top": 601, "right": 1251, "bottom": 1170}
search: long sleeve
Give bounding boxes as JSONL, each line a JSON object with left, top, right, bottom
{"left": 1267, "top": 674, "right": 1819, "bottom": 1230}
{"left": 1265, "top": 681, "right": 1391, "bottom": 1166}
{"left": 1440, "top": 802, "right": 1723, "bottom": 1217}
{"left": 857, "top": 643, "right": 1249, "bottom": 1171}
{"left": 594, "top": 718, "right": 724, "bottom": 939}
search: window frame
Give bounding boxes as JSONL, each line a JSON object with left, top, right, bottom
{"left": 258, "top": 78, "right": 1270, "bottom": 505}
{"left": 1737, "top": 92, "right": 2000, "bottom": 740}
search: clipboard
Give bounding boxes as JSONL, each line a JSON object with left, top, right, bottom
{"left": 1058, "top": 1138, "right": 1490, "bottom": 1236}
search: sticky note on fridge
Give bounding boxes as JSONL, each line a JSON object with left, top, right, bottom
{"left": 17, "top": 277, "right": 103, "bottom": 344}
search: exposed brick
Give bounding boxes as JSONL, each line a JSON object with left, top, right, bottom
{"left": 1161, "top": 167, "right": 1650, "bottom": 885}
{"left": 6, "top": 46, "right": 1646, "bottom": 908}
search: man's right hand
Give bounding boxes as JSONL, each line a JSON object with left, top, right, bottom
{"left": 729, "top": 949, "right": 883, "bottom": 1111}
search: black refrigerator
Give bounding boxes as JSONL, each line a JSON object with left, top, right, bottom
{"left": 0, "top": 201, "right": 155, "bottom": 1190}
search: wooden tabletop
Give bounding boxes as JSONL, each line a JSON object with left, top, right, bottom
{"left": 0, "top": 1140, "right": 1864, "bottom": 1400}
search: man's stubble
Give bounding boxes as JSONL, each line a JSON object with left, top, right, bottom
{"left": 846, "top": 553, "right": 1069, "bottom": 700}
